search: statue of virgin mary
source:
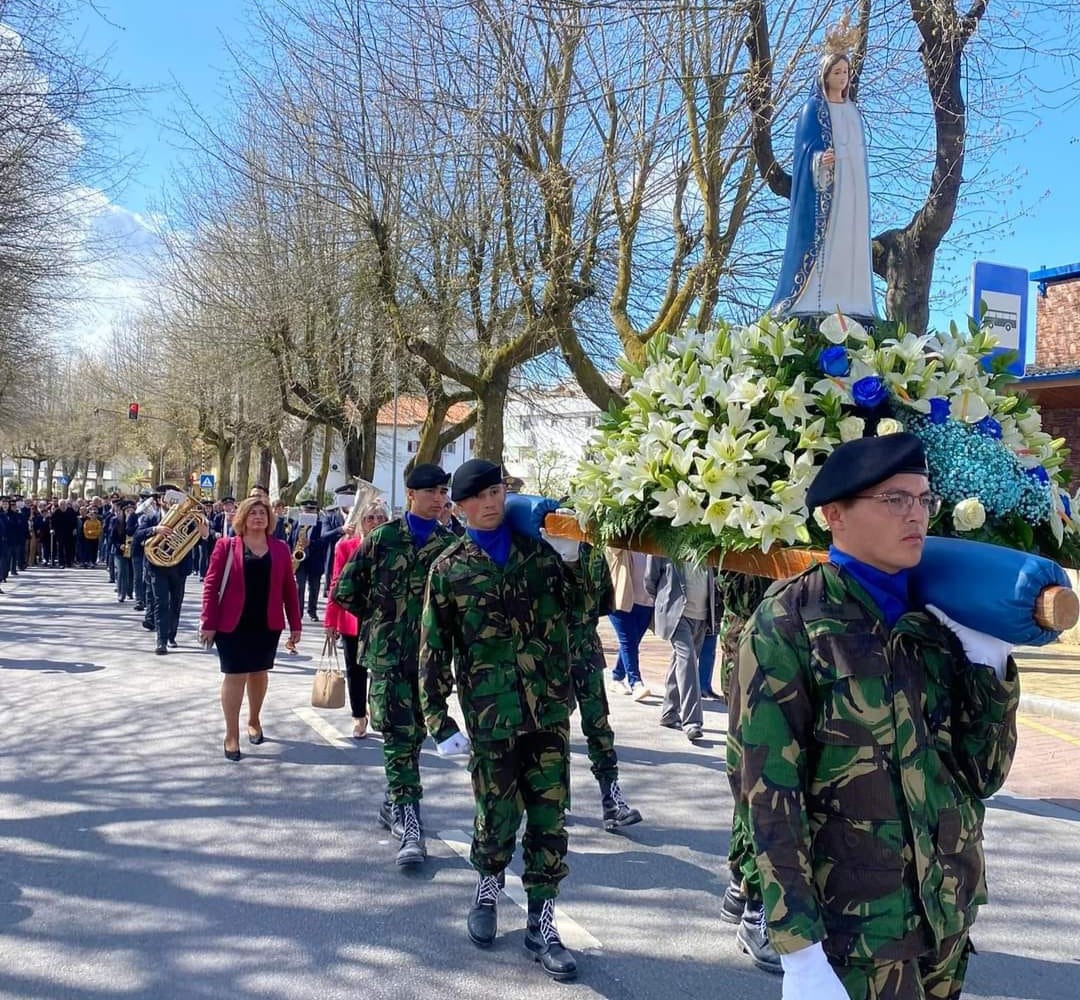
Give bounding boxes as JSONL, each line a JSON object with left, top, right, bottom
{"left": 770, "top": 37, "right": 877, "bottom": 320}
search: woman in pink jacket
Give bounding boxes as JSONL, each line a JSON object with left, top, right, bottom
{"left": 325, "top": 499, "right": 389, "bottom": 738}
{"left": 200, "top": 497, "right": 302, "bottom": 761}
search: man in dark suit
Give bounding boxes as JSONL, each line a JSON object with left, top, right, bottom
{"left": 51, "top": 499, "right": 78, "bottom": 568}
{"left": 289, "top": 499, "right": 326, "bottom": 621}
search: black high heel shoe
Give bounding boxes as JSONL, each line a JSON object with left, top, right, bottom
{"left": 247, "top": 729, "right": 265, "bottom": 746}
{"left": 223, "top": 742, "right": 242, "bottom": 762}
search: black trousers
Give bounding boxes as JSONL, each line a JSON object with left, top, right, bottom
{"left": 295, "top": 563, "right": 322, "bottom": 617}
{"left": 149, "top": 565, "right": 187, "bottom": 646}
{"left": 59, "top": 534, "right": 75, "bottom": 567}
{"left": 343, "top": 634, "right": 368, "bottom": 719}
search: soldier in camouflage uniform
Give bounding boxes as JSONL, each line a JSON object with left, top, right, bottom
{"left": 419, "top": 459, "right": 580, "bottom": 981}
{"left": 568, "top": 544, "right": 642, "bottom": 831}
{"left": 729, "top": 435, "right": 1019, "bottom": 1000}
{"left": 331, "top": 463, "right": 456, "bottom": 868}
{"left": 713, "top": 571, "right": 779, "bottom": 974}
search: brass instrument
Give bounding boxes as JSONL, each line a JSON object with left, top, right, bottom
{"left": 145, "top": 493, "right": 206, "bottom": 568}
{"left": 292, "top": 525, "right": 311, "bottom": 574}
{"left": 343, "top": 478, "right": 382, "bottom": 533}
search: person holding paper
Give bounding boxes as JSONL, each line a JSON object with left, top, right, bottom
{"left": 729, "top": 433, "right": 1019, "bottom": 1000}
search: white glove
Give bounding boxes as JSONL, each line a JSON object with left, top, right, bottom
{"left": 926, "top": 604, "right": 1012, "bottom": 680}
{"left": 436, "top": 731, "right": 471, "bottom": 757}
{"left": 539, "top": 528, "right": 579, "bottom": 563}
{"left": 780, "top": 942, "right": 850, "bottom": 1000}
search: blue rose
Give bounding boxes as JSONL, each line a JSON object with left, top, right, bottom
{"left": 852, "top": 376, "right": 887, "bottom": 410}
{"left": 818, "top": 346, "right": 850, "bottom": 377}
{"left": 1027, "top": 466, "right": 1050, "bottom": 485}
{"left": 928, "top": 398, "right": 950, "bottom": 425}
{"left": 1064, "top": 494, "right": 1073, "bottom": 519}
{"left": 974, "top": 416, "right": 1003, "bottom": 439}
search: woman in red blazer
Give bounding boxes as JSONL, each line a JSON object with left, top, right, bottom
{"left": 200, "top": 497, "right": 302, "bottom": 761}
{"left": 325, "top": 500, "right": 389, "bottom": 738}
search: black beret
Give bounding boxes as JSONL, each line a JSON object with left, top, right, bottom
{"left": 451, "top": 459, "right": 503, "bottom": 502}
{"left": 406, "top": 463, "right": 451, "bottom": 490}
{"left": 806, "top": 433, "right": 929, "bottom": 510}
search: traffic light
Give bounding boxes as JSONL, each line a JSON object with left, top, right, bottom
{"left": 128, "top": 402, "right": 139, "bottom": 421}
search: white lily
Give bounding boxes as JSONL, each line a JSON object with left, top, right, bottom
{"left": 650, "top": 481, "right": 705, "bottom": 527}
{"left": 758, "top": 504, "right": 806, "bottom": 552}
{"left": 768, "top": 374, "right": 815, "bottom": 429}
{"left": 702, "top": 496, "right": 736, "bottom": 536}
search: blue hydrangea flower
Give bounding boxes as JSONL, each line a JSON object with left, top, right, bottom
{"left": 818, "top": 346, "right": 850, "bottom": 377}
{"left": 1027, "top": 466, "right": 1050, "bottom": 485}
{"left": 852, "top": 376, "right": 887, "bottom": 410}
{"left": 974, "top": 416, "right": 1003, "bottom": 439}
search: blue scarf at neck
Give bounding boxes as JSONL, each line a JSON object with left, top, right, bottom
{"left": 828, "top": 545, "right": 911, "bottom": 628}
{"left": 467, "top": 522, "right": 512, "bottom": 566}
{"left": 405, "top": 511, "right": 438, "bottom": 547}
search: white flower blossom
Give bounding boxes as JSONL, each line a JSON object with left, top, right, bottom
{"left": 876, "top": 418, "right": 904, "bottom": 436}
{"left": 953, "top": 497, "right": 986, "bottom": 532}
{"left": 838, "top": 416, "right": 865, "bottom": 442}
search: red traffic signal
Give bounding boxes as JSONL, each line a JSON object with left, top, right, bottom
{"left": 128, "top": 402, "right": 139, "bottom": 420}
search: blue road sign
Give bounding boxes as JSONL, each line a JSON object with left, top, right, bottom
{"left": 58, "top": 476, "right": 69, "bottom": 485}
{"left": 971, "top": 261, "right": 1028, "bottom": 375}
{"left": 199, "top": 474, "right": 216, "bottom": 491}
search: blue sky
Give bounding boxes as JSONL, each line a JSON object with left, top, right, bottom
{"left": 73, "top": 1, "right": 1078, "bottom": 360}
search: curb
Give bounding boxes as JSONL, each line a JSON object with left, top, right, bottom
{"left": 1018, "top": 692, "right": 1080, "bottom": 725}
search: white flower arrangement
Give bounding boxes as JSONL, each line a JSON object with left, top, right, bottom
{"left": 571, "top": 313, "right": 1079, "bottom": 564}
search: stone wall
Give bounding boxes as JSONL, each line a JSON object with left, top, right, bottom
{"left": 1040, "top": 408, "right": 1080, "bottom": 485}
{"left": 1034, "top": 276, "right": 1080, "bottom": 368}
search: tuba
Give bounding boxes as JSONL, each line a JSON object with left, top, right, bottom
{"left": 343, "top": 478, "right": 383, "bottom": 533}
{"left": 145, "top": 493, "right": 207, "bottom": 568}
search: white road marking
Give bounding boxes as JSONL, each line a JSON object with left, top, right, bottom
{"left": 292, "top": 707, "right": 354, "bottom": 749}
{"left": 438, "top": 827, "right": 602, "bottom": 952}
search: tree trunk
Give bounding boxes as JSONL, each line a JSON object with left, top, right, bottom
{"left": 271, "top": 420, "right": 316, "bottom": 505}
{"left": 473, "top": 371, "right": 509, "bottom": 463}
{"left": 257, "top": 446, "right": 272, "bottom": 489}
{"left": 31, "top": 458, "right": 41, "bottom": 496}
{"left": 875, "top": 230, "right": 935, "bottom": 334}
{"left": 44, "top": 459, "right": 55, "bottom": 496}
{"left": 235, "top": 439, "right": 252, "bottom": 497}
{"left": 217, "top": 439, "right": 235, "bottom": 499}
{"left": 315, "top": 423, "right": 333, "bottom": 502}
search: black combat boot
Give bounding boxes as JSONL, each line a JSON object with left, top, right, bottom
{"left": 395, "top": 803, "right": 426, "bottom": 867}
{"left": 467, "top": 871, "right": 504, "bottom": 947}
{"left": 736, "top": 899, "right": 782, "bottom": 975}
{"left": 378, "top": 796, "right": 404, "bottom": 839}
{"left": 720, "top": 872, "right": 746, "bottom": 924}
{"left": 524, "top": 898, "right": 577, "bottom": 981}
{"left": 599, "top": 777, "right": 642, "bottom": 832}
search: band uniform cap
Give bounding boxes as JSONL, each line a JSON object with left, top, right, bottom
{"left": 153, "top": 483, "right": 181, "bottom": 495}
{"left": 806, "top": 432, "right": 929, "bottom": 510}
{"left": 451, "top": 459, "right": 503, "bottom": 502}
{"left": 333, "top": 483, "right": 357, "bottom": 494}
{"left": 138, "top": 489, "right": 153, "bottom": 499}
{"left": 406, "top": 463, "right": 451, "bottom": 490}
{"left": 300, "top": 499, "right": 319, "bottom": 509}
{"left": 221, "top": 496, "right": 236, "bottom": 503}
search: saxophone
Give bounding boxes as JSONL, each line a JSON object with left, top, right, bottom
{"left": 144, "top": 494, "right": 206, "bottom": 568}
{"left": 292, "top": 525, "right": 310, "bottom": 574}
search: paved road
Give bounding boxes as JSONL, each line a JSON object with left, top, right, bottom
{"left": 1, "top": 568, "right": 1077, "bottom": 1000}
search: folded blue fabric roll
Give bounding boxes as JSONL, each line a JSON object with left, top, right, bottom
{"left": 912, "top": 536, "right": 1071, "bottom": 647}
{"left": 503, "top": 493, "right": 560, "bottom": 539}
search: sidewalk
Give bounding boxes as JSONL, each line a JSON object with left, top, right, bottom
{"left": 597, "top": 623, "right": 1080, "bottom": 724}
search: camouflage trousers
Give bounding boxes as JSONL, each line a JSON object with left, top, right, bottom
{"left": 723, "top": 638, "right": 761, "bottom": 898}
{"left": 834, "top": 931, "right": 971, "bottom": 1000}
{"left": 571, "top": 666, "right": 618, "bottom": 784}
{"left": 368, "top": 669, "right": 426, "bottom": 805}
{"left": 469, "top": 724, "right": 570, "bottom": 901}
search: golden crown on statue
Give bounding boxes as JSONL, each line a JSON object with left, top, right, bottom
{"left": 823, "top": 12, "right": 861, "bottom": 56}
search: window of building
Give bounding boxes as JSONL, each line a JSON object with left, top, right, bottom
{"left": 406, "top": 440, "right": 419, "bottom": 453}
{"left": 443, "top": 440, "right": 456, "bottom": 455}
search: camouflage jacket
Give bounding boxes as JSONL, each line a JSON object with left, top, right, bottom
{"left": 566, "top": 543, "right": 613, "bottom": 679}
{"left": 728, "top": 562, "right": 1019, "bottom": 962}
{"left": 419, "top": 530, "right": 577, "bottom": 745}
{"left": 330, "top": 517, "right": 456, "bottom": 678}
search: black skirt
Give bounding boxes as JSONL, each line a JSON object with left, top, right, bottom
{"left": 215, "top": 547, "right": 280, "bottom": 673}
{"left": 215, "top": 625, "right": 282, "bottom": 674}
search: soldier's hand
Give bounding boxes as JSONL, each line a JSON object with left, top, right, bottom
{"left": 539, "top": 528, "right": 579, "bottom": 563}
{"left": 926, "top": 604, "right": 1011, "bottom": 680}
{"left": 436, "top": 732, "right": 471, "bottom": 757}
{"left": 780, "top": 942, "right": 849, "bottom": 1000}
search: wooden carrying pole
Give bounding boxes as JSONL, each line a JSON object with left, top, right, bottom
{"left": 542, "top": 512, "right": 1079, "bottom": 633}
